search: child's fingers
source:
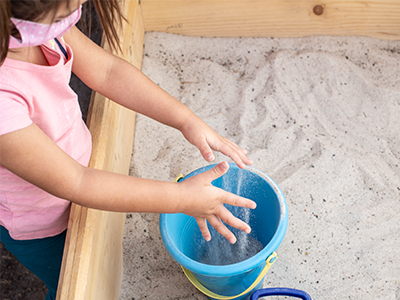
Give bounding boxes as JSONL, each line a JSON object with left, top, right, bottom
{"left": 183, "top": 161, "right": 256, "bottom": 243}
{"left": 197, "top": 140, "right": 215, "bottom": 162}
{"left": 207, "top": 214, "right": 237, "bottom": 244}
{"left": 216, "top": 139, "right": 253, "bottom": 168}
{"left": 223, "top": 192, "right": 257, "bottom": 210}
{"left": 197, "top": 161, "right": 229, "bottom": 183}
{"left": 217, "top": 207, "right": 252, "bottom": 235}
{"left": 196, "top": 134, "right": 253, "bottom": 168}
{"left": 196, "top": 217, "right": 211, "bottom": 241}
{"left": 228, "top": 151, "right": 250, "bottom": 169}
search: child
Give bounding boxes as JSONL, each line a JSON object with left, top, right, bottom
{"left": 0, "top": 0, "right": 255, "bottom": 299}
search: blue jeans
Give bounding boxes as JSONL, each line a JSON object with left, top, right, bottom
{"left": 0, "top": 225, "right": 66, "bottom": 300}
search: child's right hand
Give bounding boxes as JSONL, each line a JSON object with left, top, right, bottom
{"left": 176, "top": 162, "right": 256, "bottom": 244}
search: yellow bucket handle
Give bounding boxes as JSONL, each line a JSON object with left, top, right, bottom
{"left": 181, "top": 252, "right": 277, "bottom": 300}
{"left": 175, "top": 174, "right": 184, "bottom": 182}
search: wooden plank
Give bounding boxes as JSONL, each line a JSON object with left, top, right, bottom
{"left": 141, "top": 0, "right": 400, "bottom": 40}
{"left": 56, "top": 1, "right": 144, "bottom": 299}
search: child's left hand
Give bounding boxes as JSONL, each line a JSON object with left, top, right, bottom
{"left": 179, "top": 116, "right": 253, "bottom": 169}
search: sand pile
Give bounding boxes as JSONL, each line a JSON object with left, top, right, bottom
{"left": 120, "top": 33, "right": 400, "bottom": 300}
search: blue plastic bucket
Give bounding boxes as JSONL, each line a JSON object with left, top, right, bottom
{"left": 160, "top": 163, "right": 288, "bottom": 300}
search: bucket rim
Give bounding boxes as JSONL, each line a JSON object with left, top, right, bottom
{"left": 159, "top": 163, "right": 288, "bottom": 277}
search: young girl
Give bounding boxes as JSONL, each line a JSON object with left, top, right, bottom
{"left": 0, "top": 0, "right": 255, "bottom": 299}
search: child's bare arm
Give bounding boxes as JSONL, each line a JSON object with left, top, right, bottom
{"left": 64, "top": 27, "right": 253, "bottom": 168}
{"left": 0, "top": 124, "right": 255, "bottom": 242}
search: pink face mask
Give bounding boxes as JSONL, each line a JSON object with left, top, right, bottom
{"left": 9, "top": 5, "right": 82, "bottom": 49}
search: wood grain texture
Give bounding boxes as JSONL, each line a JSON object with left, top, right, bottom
{"left": 56, "top": 1, "right": 144, "bottom": 299}
{"left": 141, "top": 0, "right": 400, "bottom": 40}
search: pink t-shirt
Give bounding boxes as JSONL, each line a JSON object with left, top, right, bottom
{"left": 0, "top": 39, "right": 92, "bottom": 240}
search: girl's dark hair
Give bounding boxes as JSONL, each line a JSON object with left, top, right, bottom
{"left": 0, "top": 0, "right": 125, "bottom": 66}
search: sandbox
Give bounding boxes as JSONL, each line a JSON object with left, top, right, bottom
{"left": 56, "top": 1, "right": 400, "bottom": 299}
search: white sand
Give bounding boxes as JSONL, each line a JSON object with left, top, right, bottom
{"left": 120, "top": 33, "right": 400, "bottom": 300}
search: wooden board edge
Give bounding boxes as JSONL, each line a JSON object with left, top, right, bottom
{"left": 141, "top": 0, "right": 400, "bottom": 40}
{"left": 56, "top": 0, "right": 144, "bottom": 299}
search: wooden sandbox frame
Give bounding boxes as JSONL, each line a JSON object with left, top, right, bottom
{"left": 56, "top": 1, "right": 400, "bottom": 299}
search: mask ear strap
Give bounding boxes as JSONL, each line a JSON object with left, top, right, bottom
{"left": 10, "top": 21, "right": 22, "bottom": 41}
{"left": 9, "top": 18, "right": 23, "bottom": 47}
